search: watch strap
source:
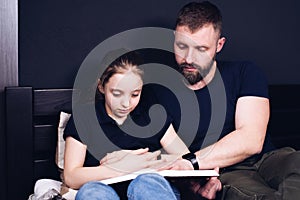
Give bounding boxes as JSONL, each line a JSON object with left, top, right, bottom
{"left": 182, "top": 153, "right": 199, "bottom": 170}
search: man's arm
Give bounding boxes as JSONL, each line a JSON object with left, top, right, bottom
{"left": 195, "top": 96, "right": 269, "bottom": 169}
{"left": 169, "top": 96, "right": 269, "bottom": 170}
{"left": 165, "top": 96, "right": 269, "bottom": 199}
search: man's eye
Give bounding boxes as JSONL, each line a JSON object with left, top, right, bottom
{"left": 196, "top": 47, "right": 207, "bottom": 52}
{"left": 176, "top": 43, "right": 187, "bottom": 50}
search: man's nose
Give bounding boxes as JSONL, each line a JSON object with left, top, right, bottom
{"left": 184, "top": 49, "right": 193, "bottom": 64}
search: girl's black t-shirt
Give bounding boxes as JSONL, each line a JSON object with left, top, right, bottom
{"left": 64, "top": 85, "right": 173, "bottom": 167}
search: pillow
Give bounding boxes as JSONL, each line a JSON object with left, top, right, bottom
{"left": 33, "top": 179, "right": 62, "bottom": 199}
{"left": 55, "top": 111, "right": 71, "bottom": 170}
{"left": 32, "top": 178, "right": 77, "bottom": 200}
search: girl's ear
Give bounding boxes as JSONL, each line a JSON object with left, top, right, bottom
{"left": 98, "top": 79, "right": 105, "bottom": 94}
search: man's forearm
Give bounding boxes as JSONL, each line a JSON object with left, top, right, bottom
{"left": 195, "top": 129, "right": 264, "bottom": 169}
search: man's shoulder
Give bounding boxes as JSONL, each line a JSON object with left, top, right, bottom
{"left": 216, "top": 60, "right": 264, "bottom": 80}
{"left": 217, "top": 60, "right": 269, "bottom": 98}
{"left": 217, "top": 60, "right": 258, "bottom": 70}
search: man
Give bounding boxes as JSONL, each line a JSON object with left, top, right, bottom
{"left": 157, "top": 1, "right": 300, "bottom": 199}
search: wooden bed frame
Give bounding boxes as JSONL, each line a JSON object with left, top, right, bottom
{"left": 5, "top": 87, "right": 73, "bottom": 200}
{"left": 4, "top": 85, "right": 300, "bottom": 199}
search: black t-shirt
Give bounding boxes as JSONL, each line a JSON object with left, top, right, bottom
{"left": 153, "top": 61, "right": 275, "bottom": 158}
{"left": 64, "top": 85, "right": 173, "bottom": 167}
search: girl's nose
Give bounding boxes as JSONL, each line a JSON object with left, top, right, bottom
{"left": 121, "top": 97, "right": 130, "bottom": 108}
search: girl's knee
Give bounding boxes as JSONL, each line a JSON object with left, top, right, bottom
{"left": 131, "top": 173, "right": 169, "bottom": 188}
{"left": 127, "top": 174, "right": 177, "bottom": 200}
{"left": 76, "top": 181, "right": 119, "bottom": 200}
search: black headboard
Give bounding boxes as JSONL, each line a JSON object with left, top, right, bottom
{"left": 4, "top": 85, "right": 300, "bottom": 199}
{"left": 5, "top": 87, "right": 72, "bottom": 200}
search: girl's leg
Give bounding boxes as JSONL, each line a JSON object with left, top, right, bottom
{"left": 127, "top": 173, "right": 179, "bottom": 200}
{"left": 75, "top": 181, "right": 120, "bottom": 200}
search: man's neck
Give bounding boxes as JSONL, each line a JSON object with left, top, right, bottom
{"left": 186, "top": 61, "right": 217, "bottom": 90}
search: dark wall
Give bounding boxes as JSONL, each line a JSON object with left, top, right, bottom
{"left": 19, "top": 0, "right": 190, "bottom": 88}
{"left": 0, "top": 0, "right": 18, "bottom": 199}
{"left": 218, "top": 1, "right": 300, "bottom": 84}
{"left": 19, "top": 0, "right": 300, "bottom": 89}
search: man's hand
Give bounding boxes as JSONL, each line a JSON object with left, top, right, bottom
{"left": 160, "top": 158, "right": 194, "bottom": 170}
{"left": 162, "top": 159, "right": 222, "bottom": 199}
{"left": 191, "top": 168, "right": 222, "bottom": 199}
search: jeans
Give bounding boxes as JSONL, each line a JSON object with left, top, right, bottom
{"left": 75, "top": 173, "right": 179, "bottom": 200}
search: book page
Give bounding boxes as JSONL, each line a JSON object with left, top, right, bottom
{"left": 100, "top": 169, "right": 219, "bottom": 185}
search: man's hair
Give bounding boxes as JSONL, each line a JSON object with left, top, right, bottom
{"left": 175, "top": 1, "right": 222, "bottom": 36}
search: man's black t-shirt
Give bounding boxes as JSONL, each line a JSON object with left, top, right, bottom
{"left": 153, "top": 61, "right": 275, "bottom": 159}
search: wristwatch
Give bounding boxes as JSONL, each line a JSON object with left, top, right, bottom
{"left": 182, "top": 153, "right": 199, "bottom": 170}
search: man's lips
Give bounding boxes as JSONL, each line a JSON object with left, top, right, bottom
{"left": 180, "top": 63, "right": 197, "bottom": 71}
{"left": 183, "top": 66, "right": 197, "bottom": 72}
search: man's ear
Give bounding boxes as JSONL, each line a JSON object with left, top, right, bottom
{"left": 98, "top": 79, "right": 104, "bottom": 94}
{"left": 216, "top": 37, "right": 226, "bottom": 53}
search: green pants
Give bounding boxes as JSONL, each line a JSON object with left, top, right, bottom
{"left": 220, "top": 147, "right": 300, "bottom": 200}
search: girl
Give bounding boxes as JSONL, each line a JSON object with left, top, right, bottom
{"left": 63, "top": 51, "right": 189, "bottom": 199}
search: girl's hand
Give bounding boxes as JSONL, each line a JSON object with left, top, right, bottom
{"left": 100, "top": 148, "right": 150, "bottom": 165}
{"left": 102, "top": 150, "right": 164, "bottom": 174}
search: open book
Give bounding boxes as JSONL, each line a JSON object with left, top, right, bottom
{"left": 63, "top": 169, "right": 219, "bottom": 199}
{"left": 99, "top": 169, "right": 219, "bottom": 185}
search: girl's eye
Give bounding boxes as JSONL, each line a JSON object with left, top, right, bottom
{"left": 112, "top": 92, "right": 121, "bottom": 97}
{"left": 132, "top": 92, "right": 140, "bottom": 97}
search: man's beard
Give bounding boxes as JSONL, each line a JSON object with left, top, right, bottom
{"left": 179, "top": 60, "right": 214, "bottom": 85}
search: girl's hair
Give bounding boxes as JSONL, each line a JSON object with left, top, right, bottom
{"left": 99, "top": 50, "right": 144, "bottom": 89}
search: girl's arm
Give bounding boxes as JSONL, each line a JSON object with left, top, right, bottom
{"left": 63, "top": 137, "right": 122, "bottom": 189}
{"left": 64, "top": 137, "right": 163, "bottom": 189}
{"left": 160, "top": 124, "right": 190, "bottom": 155}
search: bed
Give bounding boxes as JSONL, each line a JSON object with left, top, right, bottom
{"left": 5, "top": 87, "right": 72, "bottom": 199}
{"left": 4, "top": 85, "right": 300, "bottom": 199}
